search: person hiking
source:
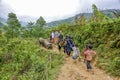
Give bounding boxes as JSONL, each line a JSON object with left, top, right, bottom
{"left": 54, "top": 31, "right": 59, "bottom": 44}
{"left": 72, "top": 44, "right": 80, "bottom": 63}
{"left": 63, "top": 39, "right": 67, "bottom": 53}
{"left": 84, "top": 44, "right": 96, "bottom": 72}
{"left": 66, "top": 39, "right": 73, "bottom": 57}
{"left": 63, "top": 35, "right": 73, "bottom": 55}
{"left": 50, "top": 32, "right": 54, "bottom": 43}
{"left": 59, "top": 32, "right": 63, "bottom": 42}
{"left": 69, "top": 37, "right": 74, "bottom": 49}
{"left": 83, "top": 44, "right": 89, "bottom": 63}
{"left": 58, "top": 31, "right": 63, "bottom": 51}
{"left": 63, "top": 35, "right": 69, "bottom": 53}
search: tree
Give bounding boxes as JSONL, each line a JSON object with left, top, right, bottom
{"left": 6, "top": 12, "right": 21, "bottom": 38}
{"left": 75, "top": 15, "right": 78, "bottom": 25}
{"left": 92, "top": 4, "right": 105, "bottom": 22}
{"left": 34, "top": 16, "right": 46, "bottom": 37}
{"left": 26, "top": 21, "right": 34, "bottom": 37}
{"left": 36, "top": 16, "right": 46, "bottom": 27}
{"left": 78, "top": 14, "right": 86, "bottom": 26}
{"left": 92, "top": 4, "right": 99, "bottom": 18}
{"left": 27, "top": 21, "right": 34, "bottom": 29}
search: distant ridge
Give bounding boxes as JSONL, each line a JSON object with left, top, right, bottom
{"left": 0, "top": 17, "right": 6, "bottom": 24}
{"left": 0, "top": 9, "right": 120, "bottom": 27}
{"left": 46, "top": 9, "right": 120, "bottom": 28}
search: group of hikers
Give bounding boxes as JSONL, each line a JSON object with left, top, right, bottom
{"left": 50, "top": 31, "right": 96, "bottom": 72}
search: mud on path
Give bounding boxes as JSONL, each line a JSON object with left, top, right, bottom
{"left": 56, "top": 56, "right": 119, "bottom": 80}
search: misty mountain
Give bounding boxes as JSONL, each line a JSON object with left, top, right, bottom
{"left": 0, "top": 16, "right": 38, "bottom": 26}
{"left": 46, "top": 13, "right": 92, "bottom": 28}
{"left": 0, "top": 21, "right": 3, "bottom": 27}
{"left": 0, "top": 9, "right": 120, "bottom": 27}
{"left": 46, "top": 9, "right": 120, "bottom": 28}
{"left": 18, "top": 16, "right": 38, "bottom": 26}
{"left": 0, "top": 17, "right": 6, "bottom": 24}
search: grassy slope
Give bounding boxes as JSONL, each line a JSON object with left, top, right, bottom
{"left": 0, "top": 38, "right": 63, "bottom": 80}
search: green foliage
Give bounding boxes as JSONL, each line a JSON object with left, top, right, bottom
{"left": 46, "top": 7, "right": 120, "bottom": 76}
{"left": 21, "top": 17, "right": 47, "bottom": 38}
{"left": 107, "top": 57, "right": 120, "bottom": 76}
{"left": 26, "top": 21, "right": 34, "bottom": 30}
{"left": 36, "top": 16, "right": 46, "bottom": 27}
{"left": 0, "top": 38, "right": 63, "bottom": 80}
{"left": 0, "top": 30, "right": 7, "bottom": 47}
{"left": 0, "top": 21, "right": 3, "bottom": 27}
{"left": 3, "top": 13, "right": 47, "bottom": 39}
{"left": 75, "top": 14, "right": 86, "bottom": 26}
{"left": 92, "top": 4, "right": 105, "bottom": 22}
{"left": 1, "top": 5, "right": 120, "bottom": 78}
{"left": 5, "top": 12, "right": 21, "bottom": 38}
{"left": 92, "top": 4, "right": 99, "bottom": 18}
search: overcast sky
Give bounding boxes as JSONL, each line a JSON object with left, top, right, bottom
{"left": 0, "top": 0, "right": 120, "bottom": 22}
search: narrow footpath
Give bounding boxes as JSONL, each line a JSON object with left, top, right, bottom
{"left": 56, "top": 54, "right": 119, "bottom": 80}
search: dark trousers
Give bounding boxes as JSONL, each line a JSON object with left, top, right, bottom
{"left": 67, "top": 52, "right": 71, "bottom": 56}
{"left": 86, "top": 60, "right": 92, "bottom": 69}
{"left": 58, "top": 44, "right": 61, "bottom": 51}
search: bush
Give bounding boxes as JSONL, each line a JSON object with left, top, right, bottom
{"left": 0, "top": 38, "right": 63, "bottom": 80}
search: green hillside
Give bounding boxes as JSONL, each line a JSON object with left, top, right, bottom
{"left": 46, "top": 6, "right": 120, "bottom": 76}
{"left": 0, "top": 13, "right": 64, "bottom": 80}
{"left": 0, "top": 37, "right": 63, "bottom": 80}
{"left": 0, "top": 4, "right": 120, "bottom": 80}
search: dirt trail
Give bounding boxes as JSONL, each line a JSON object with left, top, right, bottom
{"left": 39, "top": 42, "right": 119, "bottom": 80}
{"left": 56, "top": 54, "right": 120, "bottom": 80}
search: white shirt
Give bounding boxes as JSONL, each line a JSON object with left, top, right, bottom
{"left": 72, "top": 46, "right": 80, "bottom": 57}
{"left": 51, "top": 32, "right": 54, "bottom": 38}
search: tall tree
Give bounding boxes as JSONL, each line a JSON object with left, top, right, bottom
{"left": 78, "top": 14, "right": 86, "bottom": 26}
{"left": 92, "top": 4, "right": 99, "bottom": 18}
{"left": 26, "top": 21, "right": 34, "bottom": 37}
{"left": 35, "top": 16, "right": 46, "bottom": 37}
{"left": 75, "top": 15, "right": 78, "bottom": 25}
{"left": 92, "top": 4, "right": 104, "bottom": 22}
{"left": 27, "top": 21, "right": 34, "bottom": 29}
{"left": 6, "top": 12, "right": 21, "bottom": 38}
{"left": 36, "top": 16, "right": 46, "bottom": 27}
